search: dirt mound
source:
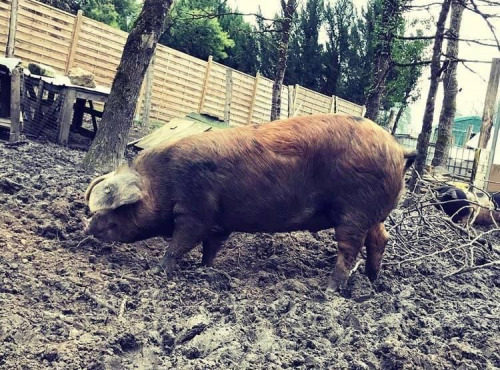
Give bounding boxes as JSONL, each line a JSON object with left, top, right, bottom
{"left": 0, "top": 141, "right": 499, "bottom": 369}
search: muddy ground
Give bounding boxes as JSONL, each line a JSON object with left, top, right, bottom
{"left": 0, "top": 136, "right": 499, "bottom": 370}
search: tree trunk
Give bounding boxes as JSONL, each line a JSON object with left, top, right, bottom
{"left": 391, "top": 103, "right": 406, "bottom": 136}
{"left": 409, "top": 0, "right": 452, "bottom": 189}
{"left": 364, "top": 0, "right": 405, "bottom": 122}
{"left": 431, "top": 0, "right": 465, "bottom": 167}
{"left": 83, "top": 0, "right": 172, "bottom": 173}
{"left": 270, "top": 0, "right": 296, "bottom": 121}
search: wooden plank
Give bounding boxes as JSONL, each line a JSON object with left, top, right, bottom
{"left": 17, "top": 6, "right": 74, "bottom": 34}
{"left": 198, "top": 55, "right": 212, "bottom": 112}
{"left": 6, "top": 0, "right": 18, "bottom": 57}
{"left": 65, "top": 9, "right": 82, "bottom": 72}
{"left": 141, "top": 53, "right": 155, "bottom": 128}
{"left": 74, "top": 90, "right": 108, "bottom": 102}
{"left": 58, "top": 88, "right": 75, "bottom": 145}
{"left": 25, "top": 0, "right": 75, "bottom": 21}
{"left": 16, "top": 27, "right": 71, "bottom": 55}
{"left": 14, "top": 49, "right": 66, "bottom": 72}
{"left": 9, "top": 67, "right": 21, "bottom": 142}
{"left": 75, "top": 32, "right": 125, "bottom": 57}
{"left": 224, "top": 68, "right": 232, "bottom": 124}
{"left": 247, "top": 72, "right": 260, "bottom": 124}
{"left": 477, "top": 58, "right": 500, "bottom": 149}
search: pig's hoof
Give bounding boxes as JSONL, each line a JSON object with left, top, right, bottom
{"left": 326, "top": 269, "right": 349, "bottom": 297}
{"left": 365, "top": 265, "right": 379, "bottom": 282}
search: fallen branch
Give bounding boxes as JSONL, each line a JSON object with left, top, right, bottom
{"left": 83, "top": 290, "right": 117, "bottom": 314}
{"left": 445, "top": 260, "right": 500, "bottom": 277}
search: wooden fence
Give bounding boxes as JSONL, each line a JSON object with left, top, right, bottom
{"left": 1, "top": 0, "right": 365, "bottom": 127}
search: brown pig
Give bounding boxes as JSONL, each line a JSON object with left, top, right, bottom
{"left": 84, "top": 114, "right": 416, "bottom": 290}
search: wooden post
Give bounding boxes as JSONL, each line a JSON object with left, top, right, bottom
{"left": 58, "top": 88, "right": 76, "bottom": 145}
{"left": 141, "top": 53, "right": 155, "bottom": 130}
{"left": 485, "top": 100, "right": 500, "bottom": 189}
{"left": 361, "top": 105, "right": 367, "bottom": 117}
{"left": 329, "top": 95, "right": 335, "bottom": 113}
{"left": 9, "top": 66, "right": 21, "bottom": 142}
{"left": 470, "top": 58, "right": 500, "bottom": 186}
{"left": 65, "top": 10, "right": 83, "bottom": 73}
{"left": 477, "top": 58, "right": 500, "bottom": 149}
{"left": 224, "top": 68, "right": 233, "bottom": 125}
{"left": 463, "top": 125, "right": 472, "bottom": 148}
{"left": 5, "top": 0, "right": 19, "bottom": 57}
{"left": 198, "top": 55, "right": 213, "bottom": 113}
{"left": 247, "top": 72, "right": 260, "bottom": 124}
{"left": 293, "top": 84, "right": 300, "bottom": 116}
{"left": 287, "top": 85, "right": 294, "bottom": 118}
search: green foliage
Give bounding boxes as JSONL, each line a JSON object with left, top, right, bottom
{"left": 384, "top": 28, "right": 430, "bottom": 109}
{"left": 77, "top": 0, "right": 140, "bottom": 31}
{"left": 160, "top": 0, "right": 236, "bottom": 62}
{"left": 285, "top": 0, "right": 324, "bottom": 90}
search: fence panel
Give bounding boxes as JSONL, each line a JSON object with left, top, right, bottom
{"left": 202, "top": 61, "right": 227, "bottom": 120}
{"left": 294, "top": 85, "right": 332, "bottom": 116}
{"left": 0, "top": 0, "right": 11, "bottom": 52}
{"left": 251, "top": 76, "right": 273, "bottom": 124}
{"left": 149, "top": 46, "right": 206, "bottom": 123}
{"left": 73, "top": 17, "right": 127, "bottom": 86}
{"left": 336, "top": 97, "right": 364, "bottom": 116}
{"left": 14, "top": 0, "right": 74, "bottom": 73}
{"left": 229, "top": 69, "right": 254, "bottom": 127}
{"left": 1, "top": 0, "right": 365, "bottom": 130}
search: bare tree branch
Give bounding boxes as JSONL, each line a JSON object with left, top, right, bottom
{"left": 467, "top": 0, "right": 500, "bottom": 50}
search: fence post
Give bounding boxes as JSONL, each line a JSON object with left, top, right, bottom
{"left": 470, "top": 58, "right": 500, "bottom": 186}
{"left": 247, "top": 72, "right": 260, "bottom": 124}
{"left": 5, "top": 0, "right": 19, "bottom": 57}
{"left": 463, "top": 125, "right": 473, "bottom": 148}
{"left": 292, "top": 84, "right": 301, "bottom": 116}
{"left": 141, "top": 53, "right": 155, "bottom": 130}
{"left": 287, "top": 85, "right": 294, "bottom": 117}
{"left": 224, "top": 68, "right": 233, "bottom": 125}
{"left": 65, "top": 10, "right": 83, "bottom": 73}
{"left": 361, "top": 105, "right": 367, "bottom": 117}
{"left": 485, "top": 101, "right": 500, "bottom": 190}
{"left": 329, "top": 95, "right": 335, "bottom": 114}
{"left": 198, "top": 55, "right": 213, "bottom": 113}
{"left": 9, "top": 66, "right": 21, "bottom": 142}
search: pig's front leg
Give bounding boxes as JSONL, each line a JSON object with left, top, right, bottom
{"left": 202, "top": 232, "right": 230, "bottom": 267}
{"left": 156, "top": 213, "right": 207, "bottom": 273}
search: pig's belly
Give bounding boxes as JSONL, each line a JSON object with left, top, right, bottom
{"left": 219, "top": 197, "right": 342, "bottom": 234}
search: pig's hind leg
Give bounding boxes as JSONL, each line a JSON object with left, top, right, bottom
{"left": 202, "top": 233, "right": 230, "bottom": 267}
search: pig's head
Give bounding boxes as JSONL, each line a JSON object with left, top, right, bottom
{"left": 83, "top": 166, "right": 150, "bottom": 243}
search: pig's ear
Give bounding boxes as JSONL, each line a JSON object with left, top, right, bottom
{"left": 84, "top": 171, "right": 115, "bottom": 203}
{"left": 87, "top": 171, "right": 143, "bottom": 212}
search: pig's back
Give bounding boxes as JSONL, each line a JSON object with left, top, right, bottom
{"left": 154, "top": 114, "right": 406, "bottom": 233}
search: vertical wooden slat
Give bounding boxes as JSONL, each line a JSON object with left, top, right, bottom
{"left": 9, "top": 66, "right": 21, "bottom": 142}
{"left": 198, "top": 55, "right": 213, "bottom": 113}
{"left": 329, "top": 95, "right": 335, "bottom": 113}
{"left": 287, "top": 85, "right": 294, "bottom": 117}
{"left": 6, "top": 0, "right": 19, "bottom": 57}
{"left": 58, "top": 88, "right": 76, "bottom": 145}
{"left": 224, "top": 68, "right": 233, "bottom": 124}
{"left": 65, "top": 9, "right": 83, "bottom": 73}
{"left": 141, "top": 53, "right": 155, "bottom": 129}
{"left": 247, "top": 72, "right": 260, "bottom": 124}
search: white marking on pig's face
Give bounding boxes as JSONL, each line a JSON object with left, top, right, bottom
{"left": 86, "top": 171, "right": 143, "bottom": 213}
